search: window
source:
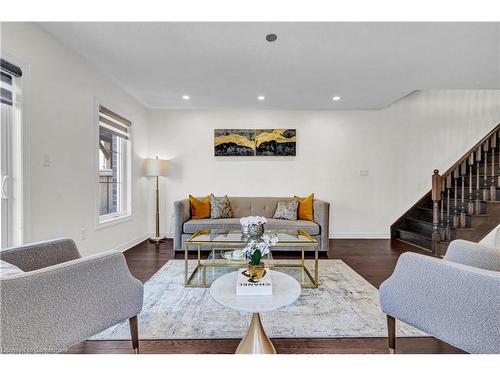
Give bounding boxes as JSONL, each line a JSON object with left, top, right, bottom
{"left": 97, "top": 105, "right": 131, "bottom": 225}
{"left": 0, "top": 59, "right": 23, "bottom": 248}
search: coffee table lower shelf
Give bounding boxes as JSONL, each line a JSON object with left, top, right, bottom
{"left": 184, "top": 259, "right": 318, "bottom": 288}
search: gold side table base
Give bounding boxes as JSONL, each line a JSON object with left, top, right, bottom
{"left": 235, "top": 313, "right": 276, "bottom": 354}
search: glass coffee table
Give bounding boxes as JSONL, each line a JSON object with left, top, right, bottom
{"left": 184, "top": 229, "right": 319, "bottom": 288}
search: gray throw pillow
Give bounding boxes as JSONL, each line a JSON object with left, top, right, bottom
{"left": 210, "top": 194, "right": 233, "bottom": 219}
{"left": 273, "top": 199, "right": 299, "bottom": 221}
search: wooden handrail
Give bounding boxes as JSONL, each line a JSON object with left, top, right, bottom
{"left": 441, "top": 123, "right": 500, "bottom": 179}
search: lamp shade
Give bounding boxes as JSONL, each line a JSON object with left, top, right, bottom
{"left": 144, "top": 158, "right": 169, "bottom": 177}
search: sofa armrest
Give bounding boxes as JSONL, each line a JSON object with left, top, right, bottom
{"left": 173, "top": 199, "right": 191, "bottom": 250}
{"left": 0, "top": 251, "right": 143, "bottom": 353}
{"left": 444, "top": 239, "right": 500, "bottom": 272}
{"left": 313, "top": 199, "right": 330, "bottom": 252}
{"left": 380, "top": 252, "right": 500, "bottom": 353}
{"left": 0, "top": 238, "right": 81, "bottom": 272}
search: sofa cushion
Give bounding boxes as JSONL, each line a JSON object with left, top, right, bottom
{"left": 273, "top": 199, "right": 299, "bottom": 220}
{"left": 189, "top": 195, "right": 211, "bottom": 219}
{"left": 295, "top": 193, "right": 315, "bottom": 221}
{"left": 210, "top": 194, "right": 233, "bottom": 219}
{"left": 183, "top": 218, "right": 320, "bottom": 236}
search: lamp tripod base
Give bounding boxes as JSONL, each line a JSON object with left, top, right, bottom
{"left": 149, "top": 236, "right": 167, "bottom": 244}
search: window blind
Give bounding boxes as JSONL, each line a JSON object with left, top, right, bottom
{"left": 0, "top": 59, "right": 22, "bottom": 106}
{"left": 99, "top": 105, "right": 131, "bottom": 140}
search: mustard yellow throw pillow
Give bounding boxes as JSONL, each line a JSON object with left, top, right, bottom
{"left": 189, "top": 195, "right": 211, "bottom": 219}
{"left": 294, "top": 193, "right": 314, "bottom": 221}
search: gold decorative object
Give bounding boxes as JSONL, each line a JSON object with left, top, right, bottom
{"left": 244, "top": 262, "right": 266, "bottom": 281}
{"left": 235, "top": 313, "right": 276, "bottom": 354}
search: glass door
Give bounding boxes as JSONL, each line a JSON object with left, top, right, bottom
{"left": 0, "top": 103, "right": 10, "bottom": 247}
{"left": 0, "top": 67, "right": 22, "bottom": 248}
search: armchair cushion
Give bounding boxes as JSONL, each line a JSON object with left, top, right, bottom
{"left": 445, "top": 239, "right": 500, "bottom": 272}
{"left": 0, "top": 260, "right": 24, "bottom": 278}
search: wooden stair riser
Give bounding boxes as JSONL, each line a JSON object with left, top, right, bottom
{"left": 396, "top": 229, "right": 432, "bottom": 250}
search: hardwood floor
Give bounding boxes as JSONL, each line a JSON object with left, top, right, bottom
{"left": 67, "top": 239, "right": 464, "bottom": 354}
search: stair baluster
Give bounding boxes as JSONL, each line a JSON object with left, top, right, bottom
{"left": 460, "top": 161, "right": 466, "bottom": 227}
{"left": 446, "top": 174, "right": 452, "bottom": 241}
{"left": 431, "top": 170, "right": 442, "bottom": 256}
{"left": 475, "top": 146, "right": 482, "bottom": 214}
{"left": 453, "top": 168, "right": 459, "bottom": 228}
{"left": 483, "top": 139, "right": 489, "bottom": 201}
{"left": 440, "top": 183, "right": 445, "bottom": 226}
{"left": 467, "top": 153, "right": 474, "bottom": 214}
{"left": 490, "top": 133, "right": 497, "bottom": 201}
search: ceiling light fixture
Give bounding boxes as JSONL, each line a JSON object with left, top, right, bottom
{"left": 332, "top": 96, "right": 341, "bottom": 101}
{"left": 257, "top": 95, "right": 265, "bottom": 101}
{"left": 266, "top": 33, "right": 278, "bottom": 42}
{"left": 182, "top": 95, "right": 190, "bottom": 100}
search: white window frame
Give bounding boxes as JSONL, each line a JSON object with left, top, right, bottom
{"left": 95, "top": 100, "right": 132, "bottom": 229}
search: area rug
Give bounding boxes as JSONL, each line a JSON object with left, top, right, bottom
{"left": 91, "top": 260, "right": 425, "bottom": 340}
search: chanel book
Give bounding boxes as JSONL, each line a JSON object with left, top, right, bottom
{"left": 236, "top": 268, "right": 273, "bottom": 296}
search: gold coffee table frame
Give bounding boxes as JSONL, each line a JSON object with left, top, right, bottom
{"left": 184, "top": 229, "right": 319, "bottom": 288}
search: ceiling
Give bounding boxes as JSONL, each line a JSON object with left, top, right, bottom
{"left": 40, "top": 22, "right": 500, "bottom": 110}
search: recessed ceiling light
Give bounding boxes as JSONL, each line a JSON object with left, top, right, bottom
{"left": 332, "top": 96, "right": 341, "bottom": 101}
{"left": 257, "top": 95, "right": 265, "bottom": 101}
{"left": 266, "top": 33, "right": 278, "bottom": 42}
{"left": 182, "top": 95, "right": 190, "bottom": 100}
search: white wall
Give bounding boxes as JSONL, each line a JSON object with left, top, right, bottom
{"left": 148, "top": 90, "right": 500, "bottom": 238}
{"left": 1, "top": 23, "right": 151, "bottom": 255}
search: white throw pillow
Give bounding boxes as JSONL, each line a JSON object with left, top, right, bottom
{"left": 0, "top": 259, "right": 24, "bottom": 277}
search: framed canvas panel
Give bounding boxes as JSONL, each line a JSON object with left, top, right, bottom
{"left": 214, "top": 129, "right": 255, "bottom": 156}
{"left": 255, "top": 129, "right": 296, "bottom": 156}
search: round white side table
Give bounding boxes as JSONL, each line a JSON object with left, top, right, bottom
{"left": 210, "top": 270, "right": 301, "bottom": 354}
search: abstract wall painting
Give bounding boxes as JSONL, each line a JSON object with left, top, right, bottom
{"left": 214, "top": 129, "right": 296, "bottom": 157}
{"left": 214, "top": 129, "right": 255, "bottom": 156}
{"left": 255, "top": 129, "right": 296, "bottom": 156}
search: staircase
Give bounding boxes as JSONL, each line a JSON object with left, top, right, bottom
{"left": 391, "top": 123, "right": 500, "bottom": 256}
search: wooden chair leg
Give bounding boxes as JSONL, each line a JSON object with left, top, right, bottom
{"left": 129, "top": 315, "right": 139, "bottom": 354}
{"left": 387, "top": 315, "right": 396, "bottom": 354}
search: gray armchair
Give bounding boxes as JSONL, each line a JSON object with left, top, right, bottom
{"left": 380, "top": 239, "right": 500, "bottom": 354}
{"left": 0, "top": 238, "right": 143, "bottom": 354}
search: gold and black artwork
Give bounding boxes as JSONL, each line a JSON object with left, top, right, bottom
{"left": 214, "top": 129, "right": 296, "bottom": 156}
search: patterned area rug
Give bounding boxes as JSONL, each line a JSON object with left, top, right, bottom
{"left": 91, "top": 259, "right": 424, "bottom": 340}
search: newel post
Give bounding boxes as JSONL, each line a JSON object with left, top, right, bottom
{"left": 431, "top": 169, "right": 442, "bottom": 256}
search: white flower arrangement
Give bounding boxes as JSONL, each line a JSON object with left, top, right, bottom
{"left": 240, "top": 216, "right": 267, "bottom": 227}
{"left": 243, "top": 234, "right": 279, "bottom": 265}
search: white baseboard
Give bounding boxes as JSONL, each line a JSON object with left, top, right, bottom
{"left": 332, "top": 232, "right": 390, "bottom": 239}
{"left": 112, "top": 233, "right": 151, "bottom": 253}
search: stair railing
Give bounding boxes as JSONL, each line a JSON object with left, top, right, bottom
{"left": 431, "top": 124, "right": 500, "bottom": 256}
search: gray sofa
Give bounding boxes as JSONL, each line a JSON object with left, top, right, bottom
{"left": 0, "top": 238, "right": 143, "bottom": 354}
{"left": 173, "top": 196, "right": 330, "bottom": 252}
{"left": 380, "top": 239, "right": 500, "bottom": 354}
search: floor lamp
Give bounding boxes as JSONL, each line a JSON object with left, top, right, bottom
{"left": 144, "top": 157, "right": 169, "bottom": 244}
